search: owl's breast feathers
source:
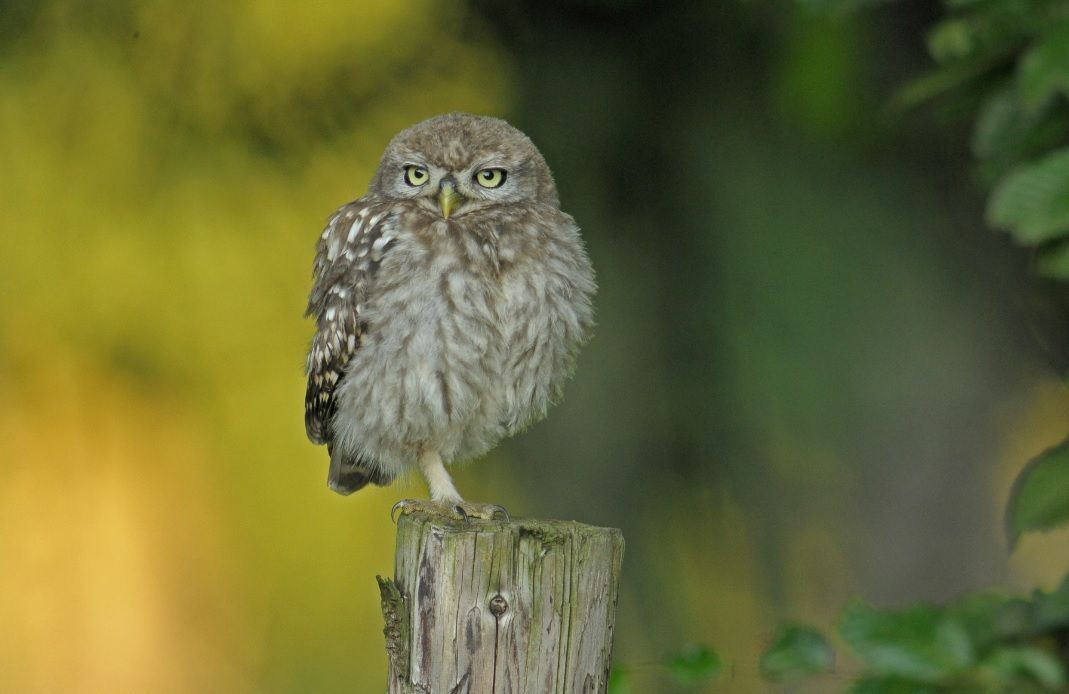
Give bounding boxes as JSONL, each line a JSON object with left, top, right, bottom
{"left": 306, "top": 198, "right": 595, "bottom": 479}
{"left": 304, "top": 198, "right": 396, "bottom": 444}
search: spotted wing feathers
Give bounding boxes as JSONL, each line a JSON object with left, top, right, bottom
{"left": 304, "top": 199, "right": 395, "bottom": 445}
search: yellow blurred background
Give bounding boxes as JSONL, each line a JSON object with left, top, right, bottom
{"left": 1, "top": 2, "right": 1067, "bottom": 692}
{"left": 0, "top": 2, "right": 507, "bottom": 690}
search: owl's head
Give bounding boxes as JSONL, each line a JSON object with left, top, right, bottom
{"left": 370, "top": 113, "right": 558, "bottom": 219}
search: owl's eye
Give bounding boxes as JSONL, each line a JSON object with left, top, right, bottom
{"left": 474, "top": 168, "right": 507, "bottom": 189}
{"left": 404, "top": 166, "right": 429, "bottom": 186}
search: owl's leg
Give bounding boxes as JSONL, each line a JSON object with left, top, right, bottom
{"left": 391, "top": 450, "right": 509, "bottom": 523}
{"left": 418, "top": 449, "right": 462, "bottom": 503}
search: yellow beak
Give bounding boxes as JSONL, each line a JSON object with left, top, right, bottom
{"left": 438, "top": 180, "right": 460, "bottom": 219}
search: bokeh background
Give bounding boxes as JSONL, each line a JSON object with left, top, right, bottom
{"left": 2, "top": 1, "right": 1068, "bottom": 691}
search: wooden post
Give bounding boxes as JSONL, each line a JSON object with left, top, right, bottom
{"left": 378, "top": 511, "right": 624, "bottom": 694}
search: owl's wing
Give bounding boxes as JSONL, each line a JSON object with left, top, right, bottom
{"left": 304, "top": 198, "right": 397, "bottom": 445}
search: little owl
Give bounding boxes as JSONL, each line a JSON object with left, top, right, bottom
{"left": 304, "top": 113, "right": 595, "bottom": 516}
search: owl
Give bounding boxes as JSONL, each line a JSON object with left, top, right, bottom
{"left": 304, "top": 113, "right": 595, "bottom": 516}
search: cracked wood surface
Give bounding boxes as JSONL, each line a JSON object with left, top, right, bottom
{"left": 382, "top": 512, "right": 624, "bottom": 694}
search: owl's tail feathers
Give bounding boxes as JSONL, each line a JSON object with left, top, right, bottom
{"left": 327, "top": 443, "right": 393, "bottom": 495}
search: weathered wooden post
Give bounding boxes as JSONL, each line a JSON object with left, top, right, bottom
{"left": 378, "top": 511, "right": 624, "bottom": 693}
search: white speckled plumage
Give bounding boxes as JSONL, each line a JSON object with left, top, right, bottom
{"left": 305, "top": 113, "right": 595, "bottom": 502}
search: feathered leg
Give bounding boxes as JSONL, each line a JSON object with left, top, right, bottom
{"left": 391, "top": 449, "right": 509, "bottom": 522}
{"left": 418, "top": 449, "right": 462, "bottom": 503}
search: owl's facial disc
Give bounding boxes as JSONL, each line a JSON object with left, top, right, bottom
{"left": 438, "top": 177, "right": 461, "bottom": 219}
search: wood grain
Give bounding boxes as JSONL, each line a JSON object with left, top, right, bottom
{"left": 381, "top": 512, "right": 624, "bottom": 693}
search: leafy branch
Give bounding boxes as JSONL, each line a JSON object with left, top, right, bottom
{"left": 904, "top": 0, "right": 1069, "bottom": 280}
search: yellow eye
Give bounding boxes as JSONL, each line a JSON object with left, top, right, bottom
{"left": 474, "top": 168, "right": 507, "bottom": 189}
{"left": 404, "top": 165, "right": 429, "bottom": 186}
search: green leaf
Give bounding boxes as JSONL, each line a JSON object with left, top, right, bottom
{"left": 927, "top": 19, "right": 977, "bottom": 64}
{"left": 1036, "top": 239, "right": 1069, "bottom": 280}
{"left": 973, "top": 85, "right": 1020, "bottom": 160}
{"left": 1032, "top": 574, "right": 1069, "bottom": 632}
{"left": 665, "top": 644, "right": 722, "bottom": 686}
{"left": 988, "top": 147, "right": 1069, "bottom": 245}
{"left": 1018, "top": 22, "right": 1069, "bottom": 113}
{"left": 894, "top": 59, "right": 994, "bottom": 110}
{"left": 1005, "top": 434, "right": 1069, "bottom": 548}
{"left": 794, "top": 0, "right": 894, "bottom": 16}
{"left": 946, "top": 592, "right": 1017, "bottom": 650}
{"left": 607, "top": 666, "right": 632, "bottom": 694}
{"left": 972, "top": 85, "right": 1069, "bottom": 185}
{"left": 848, "top": 675, "right": 941, "bottom": 694}
{"left": 760, "top": 625, "right": 835, "bottom": 680}
{"left": 980, "top": 646, "right": 1066, "bottom": 690}
{"left": 838, "top": 602, "right": 975, "bottom": 682}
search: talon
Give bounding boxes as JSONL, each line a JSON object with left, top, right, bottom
{"left": 391, "top": 499, "right": 409, "bottom": 524}
{"left": 389, "top": 498, "right": 510, "bottom": 523}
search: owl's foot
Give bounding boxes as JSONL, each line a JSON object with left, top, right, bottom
{"left": 391, "top": 499, "right": 510, "bottom": 524}
{"left": 396, "top": 449, "right": 510, "bottom": 523}
{"left": 453, "top": 501, "right": 511, "bottom": 523}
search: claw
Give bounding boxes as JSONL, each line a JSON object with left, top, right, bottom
{"left": 390, "top": 498, "right": 511, "bottom": 524}
{"left": 391, "top": 499, "right": 411, "bottom": 524}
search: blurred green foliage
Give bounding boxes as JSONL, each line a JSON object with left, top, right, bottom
{"left": 666, "top": 644, "right": 724, "bottom": 686}
{"left": 745, "top": 430, "right": 1069, "bottom": 691}
{"left": 0, "top": 1, "right": 508, "bottom": 691}
{"left": 606, "top": 644, "right": 724, "bottom": 693}
{"left": 606, "top": 666, "right": 633, "bottom": 694}
{"left": 742, "top": 1, "right": 1069, "bottom": 690}
{"left": 759, "top": 578, "right": 1069, "bottom": 691}
{"left": 894, "top": 0, "right": 1069, "bottom": 283}
{"left": 759, "top": 625, "right": 836, "bottom": 681}
{"left": 2, "top": 1, "right": 1067, "bottom": 692}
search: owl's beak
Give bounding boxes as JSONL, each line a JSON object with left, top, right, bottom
{"left": 438, "top": 179, "right": 461, "bottom": 219}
